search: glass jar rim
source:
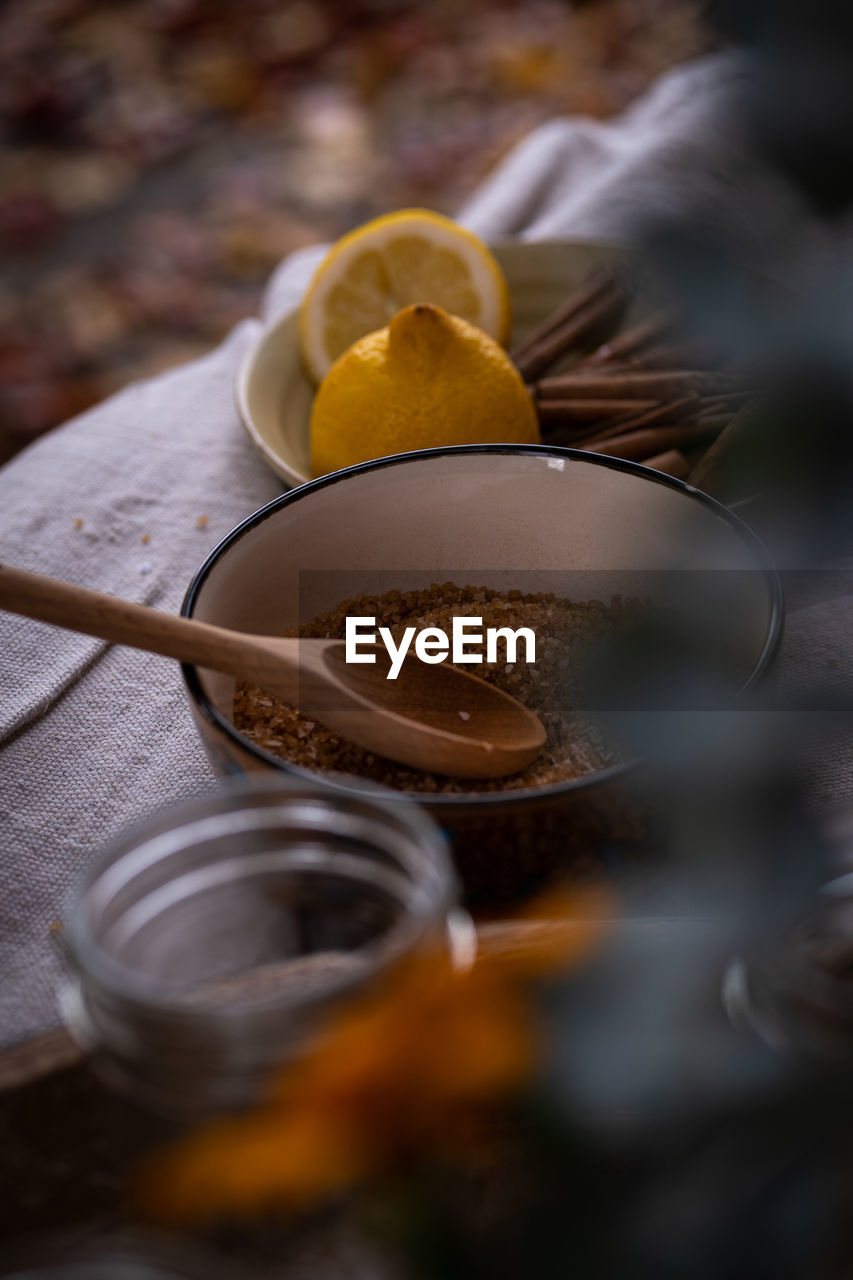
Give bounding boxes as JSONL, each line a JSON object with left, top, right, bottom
{"left": 64, "top": 774, "right": 458, "bottom": 1021}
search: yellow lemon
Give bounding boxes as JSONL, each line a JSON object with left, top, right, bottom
{"left": 310, "top": 302, "right": 539, "bottom": 478}
{"left": 299, "top": 209, "right": 511, "bottom": 383}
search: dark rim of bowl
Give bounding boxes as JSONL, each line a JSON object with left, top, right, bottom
{"left": 181, "top": 443, "right": 785, "bottom": 809}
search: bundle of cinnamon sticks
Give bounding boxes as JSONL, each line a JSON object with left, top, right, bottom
{"left": 510, "top": 269, "right": 752, "bottom": 481}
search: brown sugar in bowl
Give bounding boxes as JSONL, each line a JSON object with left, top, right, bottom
{"left": 181, "top": 445, "right": 783, "bottom": 907}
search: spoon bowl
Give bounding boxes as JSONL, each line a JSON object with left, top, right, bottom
{"left": 312, "top": 641, "right": 546, "bottom": 777}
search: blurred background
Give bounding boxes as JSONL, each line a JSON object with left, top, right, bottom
{"left": 0, "top": 0, "right": 707, "bottom": 464}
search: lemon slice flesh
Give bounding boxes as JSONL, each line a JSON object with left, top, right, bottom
{"left": 299, "top": 210, "right": 511, "bottom": 383}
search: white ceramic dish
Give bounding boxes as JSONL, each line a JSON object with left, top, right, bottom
{"left": 235, "top": 240, "right": 644, "bottom": 489}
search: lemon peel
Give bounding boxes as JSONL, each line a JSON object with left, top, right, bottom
{"left": 310, "top": 302, "right": 538, "bottom": 478}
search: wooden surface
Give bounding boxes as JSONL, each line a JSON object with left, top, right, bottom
{"left": 0, "top": 1041, "right": 168, "bottom": 1240}
{"left": 0, "top": 921, "right": 559, "bottom": 1266}
{"left": 0, "top": 1038, "right": 392, "bottom": 1277}
{"left": 0, "top": 1026, "right": 82, "bottom": 1094}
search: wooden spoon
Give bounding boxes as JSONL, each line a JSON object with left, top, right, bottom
{"left": 0, "top": 563, "right": 546, "bottom": 779}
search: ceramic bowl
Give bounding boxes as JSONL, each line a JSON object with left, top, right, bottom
{"left": 181, "top": 445, "right": 783, "bottom": 905}
{"left": 235, "top": 239, "right": 644, "bottom": 488}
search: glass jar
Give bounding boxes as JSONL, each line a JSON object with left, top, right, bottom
{"left": 63, "top": 776, "right": 471, "bottom": 1117}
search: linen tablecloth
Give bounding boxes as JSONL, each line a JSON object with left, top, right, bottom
{"left": 0, "top": 54, "right": 849, "bottom": 1052}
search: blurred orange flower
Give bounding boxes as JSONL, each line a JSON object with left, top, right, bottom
{"left": 137, "top": 884, "right": 612, "bottom": 1224}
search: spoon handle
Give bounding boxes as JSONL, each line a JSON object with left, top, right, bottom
{"left": 0, "top": 561, "right": 285, "bottom": 683}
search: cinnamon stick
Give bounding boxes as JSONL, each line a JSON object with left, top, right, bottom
{"left": 642, "top": 449, "right": 690, "bottom": 479}
{"left": 582, "top": 312, "right": 674, "bottom": 367}
{"left": 536, "top": 370, "right": 743, "bottom": 402}
{"left": 513, "top": 285, "right": 628, "bottom": 382}
{"left": 580, "top": 419, "right": 725, "bottom": 462}
{"left": 535, "top": 427, "right": 592, "bottom": 449}
{"left": 689, "top": 412, "right": 732, "bottom": 433}
{"left": 621, "top": 340, "right": 725, "bottom": 372}
{"left": 510, "top": 271, "right": 616, "bottom": 363}
{"left": 584, "top": 395, "right": 700, "bottom": 439}
{"left": 538, "top": 414, "right": 627, "bottom": 443}
{"left": 688, "top": 403, "right": 758, "bottom": 496}
{"left": 537, "top": 398, "right": 658, "bottom": 426}
{"left": 698, "top": 390, "right": 753, "bottom": 414}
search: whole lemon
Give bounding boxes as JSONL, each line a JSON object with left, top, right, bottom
{"left": 310, "top": 302, "right": 539, "bottom": 478}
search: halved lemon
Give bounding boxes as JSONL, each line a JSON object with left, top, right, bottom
{"left": 298, "top": 209, "right": 511, "bottom": 383}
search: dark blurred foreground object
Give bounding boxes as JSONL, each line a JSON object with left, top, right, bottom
{"left": 707, "top": 0, "right": 853, "bottom": 214}
{"left": 726, "top": 861, "right": 853, "bottom": 1063}
{"left": 380, "top": 923, "right": 853, "bottom": 1280}
{"left": 624, "top": 1, "right": 853, "bottom": 557}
